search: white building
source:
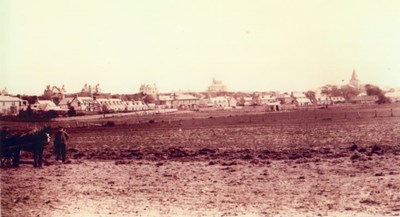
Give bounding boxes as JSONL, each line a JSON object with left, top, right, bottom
{"left": 126, "top": 101, "right": 148, "bottom": 111}
{"left": 96, "top": 98, "right": 129, "bottom": 112}
{"left": 210, "top": 96, "right": 229, "bottom": 108}
{"left": 31, "top": 100, "right": 63, "bottom": 111}
{"left": 108, "top": 98, "right": 126, "bottom": 111}
{"left": 172, "top": 94, "right": 200, "bottom": 110}
{"left": 331, "top": 96, "right": 346, "bottom": 104}
{"left": 315, "top": 93, "right": 331, "bottom": 105}
{"left": 228, "top": 97, "right": 238, "bottom": 107}
{"left": 294, "top": 98, "right": 312, "bottom": 106}
{"left": 70, "top": 96, "right": 97, "bottom": 111}
{"left": 158, "top": 95, "right": 174, "bottom": 108}
{"left": 243, "top": 96, "right": 253, "bottom": 106}
{"left": 255, "top": 94, "right": 278, "bottom": 105}
{"left": 291, "top": 92, "right": 312, "bottom": 106}
{"left": 0, "top": 96, "right": 26, "bottom": 115}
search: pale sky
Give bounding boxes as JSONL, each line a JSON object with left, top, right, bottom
{"left": 1, "top": 0, "right": 400, "bottom": 95}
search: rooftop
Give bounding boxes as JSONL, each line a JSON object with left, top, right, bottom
{"left": 0, "top": 95, "right": 21, "bottom": 102}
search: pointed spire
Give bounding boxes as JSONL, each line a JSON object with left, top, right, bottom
{"left": 349, "top": 68, "right": 360, "bottom": 88}
{"left": 351, "top": 68, "right": 357, "bottom": 80}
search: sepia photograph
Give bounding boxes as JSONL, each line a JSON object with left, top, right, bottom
{"left": 1, "top": 0, "right": 400, "bottom": 216}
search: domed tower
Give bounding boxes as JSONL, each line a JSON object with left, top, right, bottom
{"left": 349, "top": 69, "right": 360, "bottom": 88}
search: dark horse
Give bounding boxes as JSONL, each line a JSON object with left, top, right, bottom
{"left": 1, "top": 126, "right": 52, "bottom": 167}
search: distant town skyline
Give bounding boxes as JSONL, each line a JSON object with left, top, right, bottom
{"left": 1, "top": 70, "right": 396, "bottom": 96}
{"left": 1, "top": 0, "right": 400, "bottom": 95}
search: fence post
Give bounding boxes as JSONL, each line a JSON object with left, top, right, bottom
{"left": 391, "top": 109, "right": 394, "bottom": 117}
{"left": 344, "top": 112, "right": 347, "bottom": 119}
{"left": 374, "top": 110, "right": 377, "bottom": 118}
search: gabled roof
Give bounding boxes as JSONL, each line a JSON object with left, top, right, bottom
{"left": 95, "top": 98, "right": 109, "bottom": 102}
{"left": 75, "top": 97, "right": 95, "bottom": 103}
{"left": 37, "top": 100, "right": 57, "bottom": 107}
{"left": 210, "top": 96, "right": 228, "bottom": 101}
{"left": 243, "top": 97, "right": 253, "bottom": 101}
{"left": 158, "top": 95, "right": 174, "bottom": 101}
{"left": 276, "top": 94, "right": 292, "bottom": 98}
{"left": 0, "top": 95, "right": 21, "bottom": 102}
{"left": 292, "top": 92, "right": 307, "bottom": 98}
{"left": 175, "top": 94, "right": 199, "bottom": 100}
{"left": 58, "top": 97, "right": 74, "bottom": 105}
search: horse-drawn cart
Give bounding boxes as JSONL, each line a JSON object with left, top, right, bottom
{"left": 0, "top": 127, "right": 52, "bottom": 167}
{"left": 0, "top": 142, "right": 27, "bottom": 167}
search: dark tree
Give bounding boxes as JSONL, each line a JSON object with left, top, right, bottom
{"left": 68, "top": 107, "right": 77, "bottom": 116}
{"left": 132, "top": 93, "right": 144, "bottom": 101}
{"left": 305, "top": 91, "right": 316, "bottom": 102}
{"left": 365, "top": 84, "right": 390, "bottom": 104}
{"left": 340, "top": 85, "right": 360, "bottom": 100}
{"left": 143, "top": 94, "right": 156, "bottom": 104}
{"left": 365, "top": 84, "right": 383, "bottom": 96}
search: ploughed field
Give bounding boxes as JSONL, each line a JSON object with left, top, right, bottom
{"left": 66, "top": 117, "right": 400, "bottom": 162}
{"left": 2, "top": 106, "right": 400, "bottom": 217}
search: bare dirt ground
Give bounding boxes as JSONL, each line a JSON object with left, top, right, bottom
{"left": 2, "top": 106, "right": 400, "bottom": 217}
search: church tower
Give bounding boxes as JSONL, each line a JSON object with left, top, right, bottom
{"left": 349, "top": 69, "right": 360, "bottom": 88}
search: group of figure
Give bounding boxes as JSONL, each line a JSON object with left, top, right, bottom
{"left": 1, "top": 126, "right": 70, "bottom": 168}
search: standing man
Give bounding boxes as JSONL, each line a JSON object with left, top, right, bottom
{"left": 54, "top": 126, "right": 70, "bottom": 163}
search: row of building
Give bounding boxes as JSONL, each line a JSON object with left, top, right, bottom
{"left": 1, "top": 72, "right": 400, "bottom": 116}
{"left": 3, "top": 89, "right": 400, "bottom": 116}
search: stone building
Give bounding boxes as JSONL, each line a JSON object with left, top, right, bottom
{"left": 43, "top": 85, "right": 66, "bottom": 102}
{"left": 172, "top": 94, "right": 200, "bottom": 110}
{"left": 139, "top": 83, "right": 158, "bottom": 95}
{"left": 207, "top": 78, "right": 227, "bottom": 92}
{"left": 81, "top": 83, "right": 102, "bottom": 95}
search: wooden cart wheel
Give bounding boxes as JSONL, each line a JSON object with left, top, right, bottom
{"left": 0, "top": 150, "right": 14, "bottom": 167}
